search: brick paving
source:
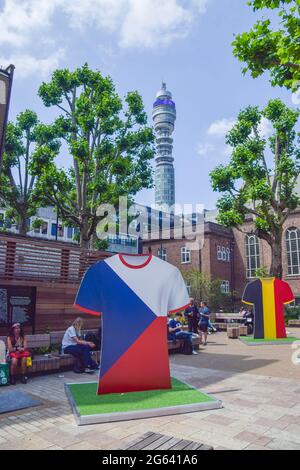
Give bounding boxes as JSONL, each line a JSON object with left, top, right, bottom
{"left": 0, "top": 329, "right": 300, "bottom": 450}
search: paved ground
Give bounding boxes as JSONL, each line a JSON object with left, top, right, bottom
{"left": 0, "top": 329, "right": 300, "bottom": 450}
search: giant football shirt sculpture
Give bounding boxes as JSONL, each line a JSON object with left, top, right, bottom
{"left": 74, "top": 253, "right": 190, "bottom": 395}
{"left": 242, "top": 278, "right": 294, "bottom": 340}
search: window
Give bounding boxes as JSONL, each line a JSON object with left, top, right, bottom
{"left": 51, "top": 223, "right": 57, "bottom": 237}
{"left": 286, "top": 228, "right": 300, "bottom": 276}
{"left": 220, "top": 280, "right": 230, "bottom": 294}
{"left": 33, "top": 220, "right": 48, "bottom": 235}
{"left": 181, "top": 246, "right": 191, "bottom": 264}
{"left": 246, "top": 234, "right": 260, "bottom": 278}
{"left": 222, "top": 247, "right": 227, "bottom": 261}
{"left": 226, "top": 248, "right": 231, "bottom": 262}
{"left": 186, "top": 282, "right": 192, "bottom": 296}
{"left": 67, "top": 227, "right": 73, "bottom": 239}
{"left": 217, "top": 246, "right": 222, "bottom": 260}
{"left": 51, "top": 223, "right": 64, "bottom": 238}
{"left": 158, "top": 248, "right": 167, "bottom": 261}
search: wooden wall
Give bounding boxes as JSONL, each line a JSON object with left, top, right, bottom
{"left": 0, "top": 279, "right": 100, "bottom": 335}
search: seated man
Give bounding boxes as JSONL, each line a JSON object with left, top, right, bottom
{"left": 168, "top": 313, "right": 198, "bottom": 355}
{"left": 62, "top": 317, "right": 99, "bottom": 373}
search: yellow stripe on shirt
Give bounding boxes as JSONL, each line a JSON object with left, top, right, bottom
{"left": 261, "top": 278, "right": 277, "bottom": 340}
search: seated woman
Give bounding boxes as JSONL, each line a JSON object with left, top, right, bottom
{"left": 62, "top": 317, "right": 99, "bottom": 373}
{"left": 7, "top": 323, "right": 30, "bottom": 385}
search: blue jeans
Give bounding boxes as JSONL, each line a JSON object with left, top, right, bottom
{"left": 63, "top": 344, "right": 98, "bottom": 369}
{"left": 175, "top": 331, "right": 193, "bottom": 345}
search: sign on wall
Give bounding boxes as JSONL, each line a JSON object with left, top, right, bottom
{"left": 0, "top": 285, "right": 36, "bottom": 333}
{"left": 0, "top": 65, "right": 14, "bottom": 169}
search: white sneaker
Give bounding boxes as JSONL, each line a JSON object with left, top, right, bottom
{"left": 192, "top": 350, "right": 198, "bottom": 355}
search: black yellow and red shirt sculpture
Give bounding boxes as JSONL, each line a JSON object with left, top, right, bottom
{"left": 242, "top": 278, "right": 294, "bottom": 340}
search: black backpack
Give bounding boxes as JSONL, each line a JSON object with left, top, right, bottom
{"left": 181, "top": 339, "right": 193, "bottom": 355}
{"left": 84, "top": 332, "right": 100, "bottom": 350}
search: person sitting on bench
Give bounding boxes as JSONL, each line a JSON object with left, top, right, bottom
{"left": 168, "top": 313, "right": 198, "bottom": 355}
{"left": 62, "top": 318, "right": 98, "bottom": 373}
{"left": 7, "top": 323, "right": 31, "bottom": 385}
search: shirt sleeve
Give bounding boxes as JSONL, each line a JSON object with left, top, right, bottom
{"left": 69, "top": 326, "right": 77, "bottom": 338}
{"left": 242, "top": 280, "right": 257, "bottom": 305}
{"left": 74, "top": 264, "right": 102, "bottom": 316}
{"left": 280, "top": 280, "right": 295, "bottom": 304}
{"left": 168, "top": 268, "right": 190, "bottom": 314}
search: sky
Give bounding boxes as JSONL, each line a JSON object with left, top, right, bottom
{"left": 0, "top": 0, "right": 298, "bottom": 212}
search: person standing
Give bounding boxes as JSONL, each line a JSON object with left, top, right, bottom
{"left": 198, "top": 301, "right": 211, "bottom": 346}
{"left": 184, "top": 298, "right": 200, "bottom": 333}
{"left": 7, "top": 323, "right": 30, "bottom": 385}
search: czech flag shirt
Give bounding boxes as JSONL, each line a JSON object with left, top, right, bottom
{"left": 74, "top": 253, "right": 190, "bottom": 395}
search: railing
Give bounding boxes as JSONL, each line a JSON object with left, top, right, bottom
{"left": 0, "top": 233, "right": 111, "bottom": 284}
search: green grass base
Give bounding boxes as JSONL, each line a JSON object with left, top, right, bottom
{"left": 67, "top": 378, "right": 215, "bottom": 417}
{"left": 240, "top": 336, "right": 299, "bottom": 345}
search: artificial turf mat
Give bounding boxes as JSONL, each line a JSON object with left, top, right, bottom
{"left": 240, "top": 336, "right": 299, "bottom": 345}
{"left": 67, "top": 378, "right": 215, "bottom": 416}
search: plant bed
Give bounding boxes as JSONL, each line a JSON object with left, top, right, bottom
{"left": 239, "top": 336, "right": 299, "bottom": 346}
{"left": 65, "top": 378, "right": 222, "bottom": 425}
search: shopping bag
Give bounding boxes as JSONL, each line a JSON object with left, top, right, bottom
{"left": 0, "top": 363, "right": 9, "bottom": 386}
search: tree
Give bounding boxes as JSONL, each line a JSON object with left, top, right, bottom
{"left": 210, "top": 99, "right": 300, "bottom": 279}
{"left": 31, "top": 64, "right": 154, "bottom": 248}
{"left": 233, "top": 0, "right": 300, "bottom": 91}
{"left": 0, "top": 110, "right": 59, "bottom": 235}
{"left": 183, "top": 270, "right": 233, "bottom": 312}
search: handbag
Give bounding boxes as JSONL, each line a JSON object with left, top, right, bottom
{"left": 26, "top": 356, "right": 32, "bottom": 367}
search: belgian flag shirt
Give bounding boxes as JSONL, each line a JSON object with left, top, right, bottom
{"left": 74, "top": 253, "right": 190, "bottom": 395}
{"left": 242, "top": 278, "right": 294, "bottom": 340}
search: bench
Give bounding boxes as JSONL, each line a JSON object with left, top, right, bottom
{"left": 212, "top": 313, "right": 244, "bottom": 332}
{"left": 288, "top": 320, "right": 300, "bottom": 327}
{"left": 1, "top": 329, "right": 199, "bottom": 376}
{"left": 0, "top": 330, "right": 100, "bottom": 376}
{"left": 168, "top": 334, "right": 201, "bottom": 352}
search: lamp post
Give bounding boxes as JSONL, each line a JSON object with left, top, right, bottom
{"left": 0, "top": 64, "right": 15, "bottom": 173}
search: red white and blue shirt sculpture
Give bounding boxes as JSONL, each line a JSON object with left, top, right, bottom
{"left": 74, "top": 253, "right": 190, "bottom": 395}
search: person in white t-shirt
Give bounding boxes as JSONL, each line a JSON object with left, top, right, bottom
{"left": 62, "top": 318, "right": 98, "bottom": 373}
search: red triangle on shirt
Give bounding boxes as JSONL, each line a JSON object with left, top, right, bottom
{"left": 97, "top": 316, "right": 171, "bottom": 395}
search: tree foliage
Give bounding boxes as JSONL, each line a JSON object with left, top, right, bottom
{"left": 0, "top": 110, "right": 59, "bottom": 235}
{"left": 30, "top": 64, "right": 154, "bottom": 248}
{"left": 233, "top": 0, "right": 300, "bottom": 91}
{"left": 210, "top": 99, "right": 300, "bottom": 278}
{"left": 183, "top": 270, "right": 233, "bottom": 312}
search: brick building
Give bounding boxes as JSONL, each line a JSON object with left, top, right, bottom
{"left": 142, "top": 211, "right": 300, "bottom": 308}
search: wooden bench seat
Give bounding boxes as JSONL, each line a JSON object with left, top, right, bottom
{"left": 288, "top": 320, "right": 300, "bottom": 327}
{"left": 1, "top": 329, "right": 200, "bottom": 376}
{"left": 168, "top": 335, "right": 201, "bottom": 352}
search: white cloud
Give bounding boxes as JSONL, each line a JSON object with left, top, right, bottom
{"left": 258, "top": 117, "right": 272, "bottom": 138}
{"left": 207, "top": 118, "right": 236, "bottom": 138}
{"left": 197, "top": 142, "right": 214, "bottom": 156}
{"left": 0, "top": 0, "right": 211, "bottom": 77}
{"left": 0, "top": 49, "right": 65, "bottom": 78}
{"left": 0, "top": 0, "right": 55, "bottom": 47}
{"left": 119, "top": 0, "right": 193, "bottom": 49}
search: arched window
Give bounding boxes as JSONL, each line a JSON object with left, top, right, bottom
{"left": 286, "top": 228, "right": 300, "bottom": 276}
{"left": 246, "top": 234, "right": 260, "bottom": 278}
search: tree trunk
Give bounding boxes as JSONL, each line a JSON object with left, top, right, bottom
{"left": 18, "top": 210, "right": 27, "bottom": 236}
{"left": 270, "top": 232, "right": 283, "bottom": 279}
{"left": 80, "top": 215, "right": 90, "bottom": 249}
